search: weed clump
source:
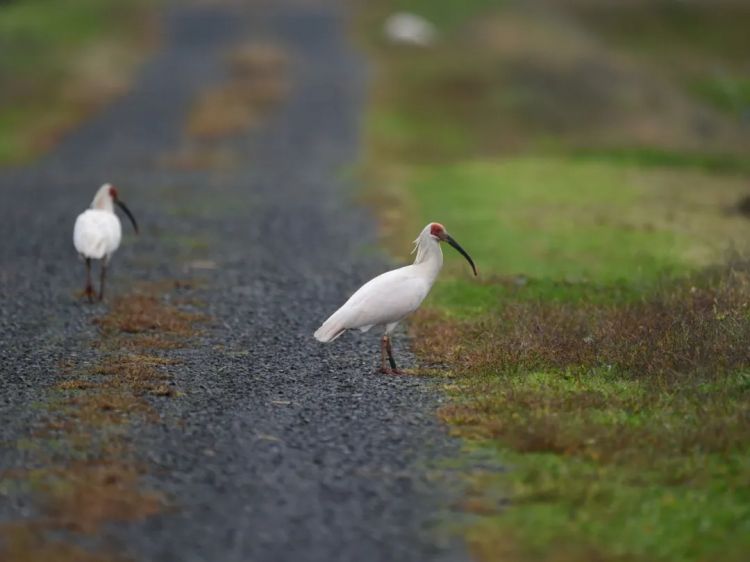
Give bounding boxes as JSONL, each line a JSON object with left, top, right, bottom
{"left": 93, "top": 293, "right": 202, "bottom": 337}
{"left": 414, "top": 264, "right": 750, "bottom": 468}
{"left": 413, "top": 266, "right": 750, "bottom": 561}
{"left": 39, "top": 461, "right": 164, "bottom": 534}
{"left": 415, "top": 265, "right": 750, "bottom": 380}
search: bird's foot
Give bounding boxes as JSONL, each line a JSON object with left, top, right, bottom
{"left": 378, "top": 367, "right": 405, "bottom": 376}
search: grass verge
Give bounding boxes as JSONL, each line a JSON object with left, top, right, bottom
{"left": 413, "top": 274, "right": 750, "bottom": 561}
{"left": 358, "top": 1, "right": 750, "bottom": 560}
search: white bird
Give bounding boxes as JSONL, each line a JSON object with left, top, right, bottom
{"left": 314, "top": 222, "right": 476, "bottom": 374}
{"left": 73, "top": 183, "right": 138, "bottom": 302}
{"left": 383, "top": 12, "right": 438, "bottom": 47}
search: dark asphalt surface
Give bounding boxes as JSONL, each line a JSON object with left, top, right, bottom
{"left": 0, "top": 1, "right": 468, "bottom": 560}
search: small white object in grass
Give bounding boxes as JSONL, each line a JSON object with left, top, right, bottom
{"left": 383, "top": 12, "right": 438, "bottom": 47}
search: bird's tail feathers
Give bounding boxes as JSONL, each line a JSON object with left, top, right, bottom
{"left": 314, "top": 313, "right": 347, "bottom": 343}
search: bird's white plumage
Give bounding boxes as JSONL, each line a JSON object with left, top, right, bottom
{"left": 73, "top": 184, "right": 122, "bottom": 262}
{"left": 314, "top": 224, "right": 444, "bottom": 342}
{"left": 315, "top": 267, "right": 432, "bottom": 341}
{"left": 73, "top": 209, "right": 122, "bottom": 260}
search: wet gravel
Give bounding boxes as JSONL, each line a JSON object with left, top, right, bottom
{"left": 0, "top": 1, "right": 467, "bottom": 561}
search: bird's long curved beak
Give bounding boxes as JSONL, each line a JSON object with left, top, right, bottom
{"left": 116, "top": 200, "right": 139, "bottom": 234}
{"left": 445, "top": 234, "right": 477, "bottom": 276}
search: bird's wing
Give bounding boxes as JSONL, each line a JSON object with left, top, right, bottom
{"left": 314, "top": 266, "right": 430, "bottom": 342}
{"left": 73, "top": 210, "right": 121, "bottom": 260}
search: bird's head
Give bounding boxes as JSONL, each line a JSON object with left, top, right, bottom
{"left": 93, "top": 183, "right": 139, "bottom": 234}
{"left": 424, "top": 222, "right": 477, "bottom": 276}
{"left": 428, "top": 222, "right": 447, "bottom": 241}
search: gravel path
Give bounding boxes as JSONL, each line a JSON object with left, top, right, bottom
{"left": 0, "top": 2, "right": 467, "bottom": 560}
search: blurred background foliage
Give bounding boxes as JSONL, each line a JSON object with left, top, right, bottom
{"left": 362, "top": 0, "right": 750, "bottom": 162}
{"left": 0, "top": 0, "right": 156, "bottom": 164}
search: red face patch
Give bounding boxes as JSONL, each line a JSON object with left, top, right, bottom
{"left": 430, "top": 222, "right": 445, "bottom": 237}
{"left": 108, "top": 185, "right": 119, "bottom": 199}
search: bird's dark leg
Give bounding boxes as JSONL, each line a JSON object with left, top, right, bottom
{"left": 385, "top": 336, "right": 403, "bottom": 375}
{"left": 379, "top": 335, "right": 392, "bottom": 374}
{"left": 98, "top": 261, "right": 107, "bottom": 302}
{"left": 84, "top": 258, "right": 94, "bottom": 303}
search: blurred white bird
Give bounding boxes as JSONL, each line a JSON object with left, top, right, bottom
{"left": 383, "top": 12, "right": 437, "bottom": 47}
{"left": 73, "top": 183, "right": 138, "bottom": 302}
{"left": 314, "top": 222, "right": 476, "bottom": 374}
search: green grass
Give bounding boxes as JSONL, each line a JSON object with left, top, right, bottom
{"left": 392, "top": 157, "right": 750, "bottom": 317}
{"left": 0, "top": 0, "right": 157, "bottom": 165}
{"left": 409, "top": 160, "right": 683, "bottom": 280}
{"left": 689, "top": 76, "right": 750, "bottom": 119}
{"left": 473, "top": 451, "right": 750, "bottom": 561}
{"left": 358, "top": 0, "right": 750, "bottom": 560}
{"left": 446, "top": 372, "right": 750, "bottom": 562}
{"left": 569, "top": 147, "right": 750, "bottom": 176}
{"left": 430, "top": 277, "right": 649, "bottom": 319}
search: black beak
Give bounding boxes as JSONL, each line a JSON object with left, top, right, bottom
{"left": 115, "top": 199, "right": 139, "bottom": 234}
{"left": 445, "top": 234, "right": 477, "bottom": 276}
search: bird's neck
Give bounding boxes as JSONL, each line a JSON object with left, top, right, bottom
{"left": 91, "top": 193, "right": 114, "bottom": 213}
{"left": 412, "top": 235, "right": 443, "bottom": 279}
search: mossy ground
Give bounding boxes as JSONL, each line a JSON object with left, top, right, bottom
{"left": 161, "top": 40, "right": 289, "bottom": 172}
{"left": 358, "top": 1, "right": 750, "bottom": 560}
{"left": 0, "top": 282, "right": 205, "bottom": 559}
